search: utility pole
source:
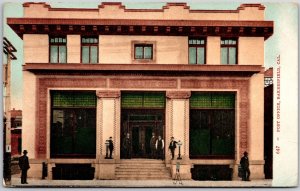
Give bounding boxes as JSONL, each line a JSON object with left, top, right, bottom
{"left": 3, "top": 37, "right": 17, "bottom": 185}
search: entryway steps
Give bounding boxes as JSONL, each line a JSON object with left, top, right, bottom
{"left": 116, "top": 159, "right": 171, "bottom": 180}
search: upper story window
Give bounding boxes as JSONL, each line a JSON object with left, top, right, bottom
{"left": 81, "top": 37, "right": 98, "bottom": 64}
{"left": 221, "top": 39, "right": 237, "bottom": 65}
{"left": 134, "top": 44, "right": 153, "bottom": 60}
{"left": 50, "top": 37, "right": 67, "bottom": 63}
{"left": 189, "top": 39, "right": 206, "bottom": 64}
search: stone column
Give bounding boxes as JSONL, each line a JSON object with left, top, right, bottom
{"left": 166, "top": 91, "right": 191, "bottom": 180}
{"left": 95, "top": 90, "right": 120, "bottom": 179}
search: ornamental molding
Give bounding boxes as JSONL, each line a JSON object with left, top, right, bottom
{"left": 96, "top": 90, "right": 121, "bottom": 98}
{"left": 166, "top": 91, "right": 191, "bottom": 99}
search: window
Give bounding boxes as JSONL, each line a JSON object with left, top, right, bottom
{"left": 50, "top": 37, "right": 67, "bottom": 63}
{"left": 189, "top": 92, "right": 235, "bottom": 159}
{"left": 189, "top": 39, "right": 206, "bottom": 64}
{"left": 50, "top": 91, "right": 96, "bottom": 158}
{"left": 221, "top": 39, "right": 237, "bottom": 64}
{"left": 81, "top": 37, "right": 98, "bottom": 64}
{"left": 121, "top": 92, "right": 165, "bottom": 109}
{"left": 134, "top": 44, "right": 153, "bottom": 60}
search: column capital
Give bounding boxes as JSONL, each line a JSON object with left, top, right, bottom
{"left": 166, "top": 91, "right": 191, "bottom": 99}
{"left": 96, "top": 90, "right": 120, "bottom": 98}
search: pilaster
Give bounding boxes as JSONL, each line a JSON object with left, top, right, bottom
{"left": 96, "top": 90, "right": 121, "bottom": 160}
{"left": 166, "top": 91, "right": 191, "bottom": 179}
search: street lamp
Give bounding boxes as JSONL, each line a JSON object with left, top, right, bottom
{"left": 177, "top": 140, "right": 182, "bottom": 160}
{"left": 105, "top": 140, "right": 109, "bottom": 159}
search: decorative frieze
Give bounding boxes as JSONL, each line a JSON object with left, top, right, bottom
{"left": 96, "top": 90, "right": 121, "bottom": 98}
{"left": 110, "top": 79, "right": 177, "bottom": 89}
{"left": 166, "top": 91, "right": 191, "bottom": 99}
{"left": 35, "top": 76, "right": 250, "bottom": 159}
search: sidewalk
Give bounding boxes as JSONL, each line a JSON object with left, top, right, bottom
{"left": 7, "top": 176, "right": 272, "bottom": 188}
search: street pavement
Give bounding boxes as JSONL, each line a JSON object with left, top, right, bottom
{"left": 5, "top": 174, "right": 273, "bottom": 188}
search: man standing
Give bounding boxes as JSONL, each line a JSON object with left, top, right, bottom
{"left": 150, "top": 132, "right": 156, "bottom": 159}
{"left": 168, "top": 137, "right": 177, "bottom": 160}
{"left": 18, "top": 150, "right": 30, "bottom": 184}
{"left": 240, "top": 151, "right": 250, "bottom": 181}
{"left": 122, "top": 133, "right": 131, "bottom": 159}
{"left": 108, "top": 136, "right": 114, "bottom": 159}
{"left": 155, "top": 135, "right": 164, "bottom": 160}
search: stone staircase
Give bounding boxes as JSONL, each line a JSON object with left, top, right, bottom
{"left": 115, "top": 159, "right": 172, "bottom": 180}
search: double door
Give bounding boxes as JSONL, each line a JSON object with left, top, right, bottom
{"left": 121, "top": 109, "right": 164, "bottom": 158}
{"left": 130, "top": 122, "right": 164, "bottom": 158}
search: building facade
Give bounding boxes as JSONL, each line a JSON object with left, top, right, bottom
{"left": 10, "top": 108, "right": 22, "bottom": 157}
{"left": 8, "top": 2, "right": 273, "bottom": 180}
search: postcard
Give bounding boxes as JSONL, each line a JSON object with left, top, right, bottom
{"left": 2, "top": 0, "right": 298, "bottom": 188}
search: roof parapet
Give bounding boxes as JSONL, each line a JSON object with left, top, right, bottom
{"left": 238, "top": 4, "right": 265, "bottom": 10}
{"left": 22, "top": 2, "right": 266, "bottom": 12}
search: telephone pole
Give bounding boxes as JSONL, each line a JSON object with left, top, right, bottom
{"left": 3, "top": 37, "right": 17, "bottom": 185}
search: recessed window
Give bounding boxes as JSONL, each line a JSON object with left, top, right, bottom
{"left": 221, "top": 39, "right": 237, "bottom": 65}
{"left": 134, "top": 44, "right": 153, "bottom": 60}
{"left": 189, "top": 39, "right": 206, "bottom": 64}
{"left": 50, "top": 37, "right": 67, "bottom": 63}
{"left": 81, "top": 37, "right": 98, "bottom": 64}
{"left": 50, "top": 91, "right": 96, "bottom": 158}
{"left": 189, "top": 92, "right": 235, "bottom": 159}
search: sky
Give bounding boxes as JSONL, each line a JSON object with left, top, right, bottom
{"left": 1, "top": 1, "right": 298, "bottom": 110}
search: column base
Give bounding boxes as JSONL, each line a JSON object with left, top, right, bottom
{"left": 95, "top": 159, "right": 116, "bottom": 180}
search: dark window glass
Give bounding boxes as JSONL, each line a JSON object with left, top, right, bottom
{"left": 189, "top": 92, "right": 235, "bottom": 159}
{"left": 81, "top": 37, "right": 98, "bottom": 64}
{"left": 189, "top": 38, "right": 205, "bottom": 64}
{"left": 134, "top": 44, "right": 153, "bottom": 59}
{"left": 50, "top": 37, "right": 67, "bottom": 63}
{"left": 221, "top": 39, "right": 237, "bottom": 65}
{"left": 50, "top": 91, "right": 96, "bottom": 158}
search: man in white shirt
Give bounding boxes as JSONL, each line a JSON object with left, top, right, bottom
{"left": 155, "top": 135, "right": 164, "bottom": 160}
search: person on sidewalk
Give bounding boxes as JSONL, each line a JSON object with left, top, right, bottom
{"left": 155, "top": 135, "right": 164, "bottom": 160}
{"left": 168, "top": 137, "right": 177, "bottom": 160}
{"left": 150, "top": 133, "right": 157, "bottom": 159}
{"left": 18, "top": 150, "right": 30, "bottom": 184}
{"left": 240, "top": 151, "right": 251, "bottom": 181}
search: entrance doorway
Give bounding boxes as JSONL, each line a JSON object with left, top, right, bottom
{"left": 121, "top": 109, "right": 165, "bottom": 158}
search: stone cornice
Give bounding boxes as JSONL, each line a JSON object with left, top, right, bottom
{"left": 7, "top": 18, "right": 273, "bottom": 39}
{"left": 23, "top": 63, "right": 264, "bottom": 73}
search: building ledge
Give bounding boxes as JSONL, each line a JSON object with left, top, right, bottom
{"left": 23, "top": 63, "right": 263, "bottom": 76}
{"left": 7, "top": 18, "right": 273, "bottom": 39}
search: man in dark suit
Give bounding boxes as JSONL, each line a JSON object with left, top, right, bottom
{"left": 18, "top": 150, "right": 30, "bottom": 184}
{"left": 168, "top": 137, "right": 177, "bottom": 160}
{"left": 240, "top": 151, "right": 250, "bottom": 181}
{"left": 150, "top": 133, "right": 157, "bottom": 159}
{"left": 122, "top": 133, "right": 131, "bottom": 159}
{"left": 108, "top": 137, "right": 114, "bottom": 159}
